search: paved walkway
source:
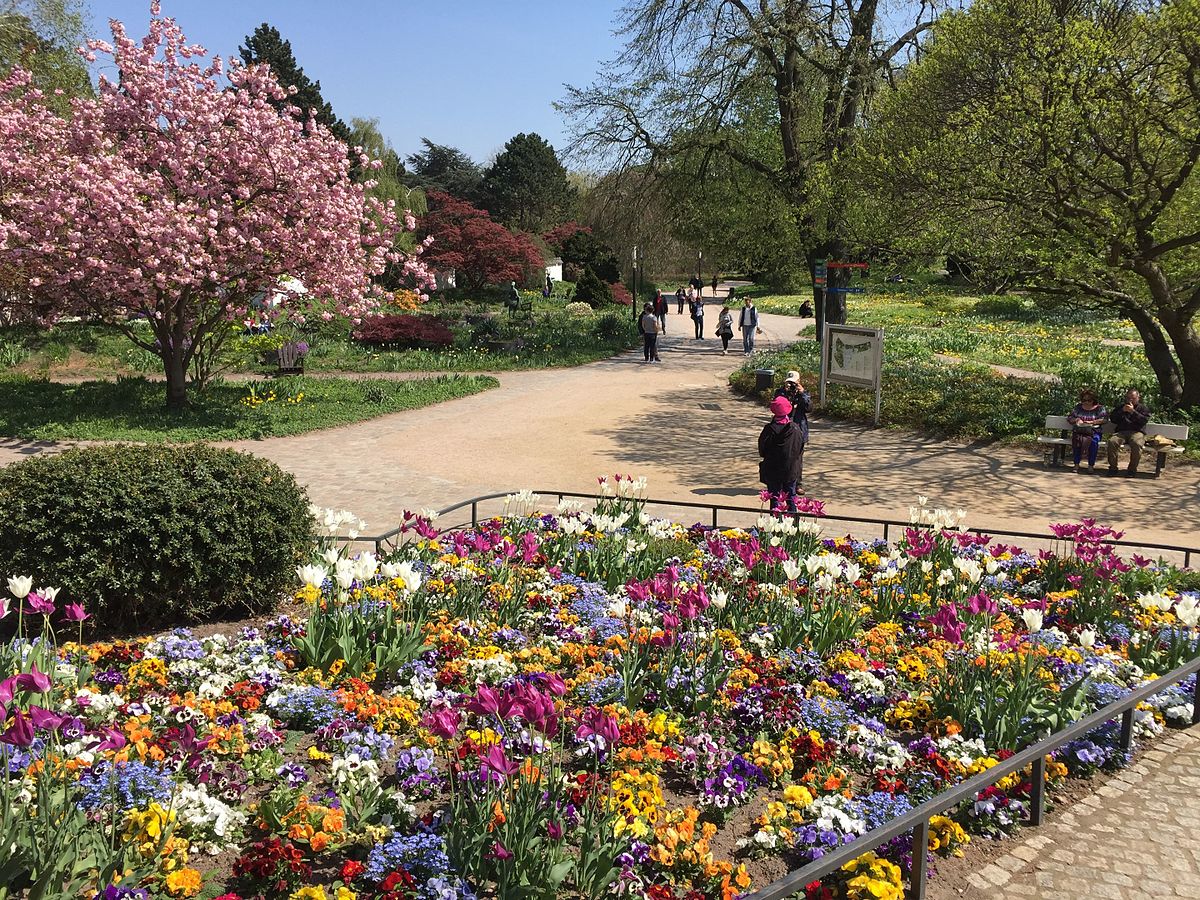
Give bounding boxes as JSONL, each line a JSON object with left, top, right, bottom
{"left": 2, "top": 306, "right": 1198, "bottom": 548}
{"left": 955, "top": 727, "right": 1200, "bottom": 899}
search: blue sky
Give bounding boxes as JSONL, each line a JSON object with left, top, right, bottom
{"left": 87, "top": 1, "right": 624, "bottom": 164}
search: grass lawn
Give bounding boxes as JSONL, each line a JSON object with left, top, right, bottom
{"left": 0, "top": 373, "right": 499, "bottom": 442}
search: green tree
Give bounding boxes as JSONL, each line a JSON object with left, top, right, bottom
{"left": 404, "top": 138, "right": 484, "bottom": 201}
{"left": 560, "top": 0, "right": 935, "bottom": 337}
{"left": 0, "top": 0, "right": 91, "bottom": 108}
{"left": 238, "top": 23, "right": 351, "bottom": 143}
{"left": 866, "top": 0, "right": 1200, "bottom": 408}
{"left": 481, "top": 132, "right": 576, "bottom": 232}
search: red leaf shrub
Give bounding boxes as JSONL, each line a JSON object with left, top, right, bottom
{"left": 542, "top": 221, "right": 590, "bottom": 251}
{"left": 351, "top": 315, "right": 455, "bottom": 349}
{"left": 609, "top": 281, "right": 633, "bottom": 305}
{"left": 419, "top": 193, "right": 545, "bottom": 293}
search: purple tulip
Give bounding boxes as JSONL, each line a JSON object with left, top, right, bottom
{"left": 25, "top": 592, "right": 55, "bottom": 616}
{"left": 479, "top": 744, "right": 519, "bottom": 779}
{"left": 14, "top": 664, "right": 52, "bottom": 694}
{"left": 547, "top": 820, "right": 563, "bottom": 841}
{"left": 0, "top": 709, "right": 34, "bottom": 747}
{"left": 89, "top": 725, "right": 127, "bottom": 752}
{"left": 29, "top": 706, "right": 64, "bottom": 731}
{"left": 490, "top": 841, "right": 513, "bottom": 861}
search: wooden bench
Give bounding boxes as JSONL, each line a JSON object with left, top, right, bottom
{"left": 1037, "top": 415, "right": 1189, "bottom": 476}
{"left": 276, "top": 342, "right": 305, "bottom": 376}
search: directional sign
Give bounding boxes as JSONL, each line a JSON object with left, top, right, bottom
{"left": 813, "top": 260, "right": 827, "bottom": 286}
{"left": 826, "top": 261, "right": 870, "bottom": 269}
{"left": 826, "top": 287, "right": 866, "bottom": 294}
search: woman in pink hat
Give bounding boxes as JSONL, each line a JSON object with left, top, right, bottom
{"left": 758, "top": 395, "right": 805, "bottom": 512}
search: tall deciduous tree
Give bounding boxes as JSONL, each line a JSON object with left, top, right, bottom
{"left": 481, "top": 132, "right": 575, "bottom": 233}
{"left": 560, "top": 0, "right": 935, "bottom": 337}
{"left": 404, "top": 139, "right": 484, "bottom": 202}
{"left": 419, "top": 192, "right": 544, "bottom": 293}
{"left": 867, "top": 0, "right": 1200, "bottom": 408}
{"left": 0, "top": 4, "right": 431, "bottom": 409}
{"left": 238, "top": 22, "right": 350, "bottom": 143}
{"left": 0, "top": 0, "right": 91, "bottom": 108}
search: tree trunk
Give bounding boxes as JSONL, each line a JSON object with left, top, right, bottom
{"left": 1124, "top": 305, "right": 1183, "bottom": 406}
{"left": 1155, "top": 307, "right": 1200, "bottom": 410}
{"left": 164, "top": 347, "right": 189, "bottom": 411}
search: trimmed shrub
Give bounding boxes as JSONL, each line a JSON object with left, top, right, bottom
{"left": 0, "top": 444, "right": 316, "bottom": 630}
{"left": 564, "top": 301, "right": 594, "bottom": 318}
{"left": 351, "top": 315, "right": 455, "bottom": 350}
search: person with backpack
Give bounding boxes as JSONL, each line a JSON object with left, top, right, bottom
{"left": 758, "top": 396, "right": 805, "bottom": 512}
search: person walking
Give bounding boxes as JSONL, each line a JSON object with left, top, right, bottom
{"left": 638, "top": 302, "right": 662, "bottom": 363}
{"left": 773, "top": 372, "right": 812, "bottom": 489}
{"left": 652, "top": 289, "right": 669, "bottom": 333}
{"left": 758, "top": 396, "right": 805, "bottom": 512}
{"left": 1107, "top": 388, "right": 1150, "bottom": 476}
{"left": 738, "top": 295, "right": 760, "bottom": 355}
{"left": 690, "top": 291, "right": 705, "bottom": 339}
{"left": 677, "top": 286, "right": 687, "bottom": 315}
{"left": 544, "top": 272, "right": 553, "bottom": 298}
{"left": 716, "top": 304, "right": 734, "bottom": 354}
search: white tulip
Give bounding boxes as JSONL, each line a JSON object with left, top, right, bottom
{"left": 39, "top": 586, "right": 59, "bottom": 603}
{"left": 1078, "top": 628, "right": 1097, "bottom": 650}
{"left": 1021, "top": 608, "right": 1044, "bottom": 633}
{"left": 296, "top": 565, "right": 327, "bottom": 588}
{"left": 842, "top": 563, "right": 862, "bottom": 584}
{"left": 354, "top": 552, "right": 379, "bottom": 582}
{"left": 710, "top": 589, "right": 728, "bottom": 610}
{"left": 393, "top": 562, "right": 422, "bottom": 593}
{"left": 381, "top": 562, "right": 401, "bottom": 579}
{"left": 7, "top": 576, "right": 32, "bottom": 599}
{"left": 781, "top": 560, "right": 804, "bottom": 582}
{"left": 322, "top": 548, "right": 341, "bottom": 565}
{"left": 1174, "top": 596, "right": 1200, "bottom": 628}
{"left": 815, "top": 572, "right": 836, "bottom": 594}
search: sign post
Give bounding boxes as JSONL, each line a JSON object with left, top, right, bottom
{"left": 819, "top": 323, "right": 884, "bottom": 425}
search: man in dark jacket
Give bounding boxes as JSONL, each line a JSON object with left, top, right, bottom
{"left": 773, "top": 371, "right": 813, "bottom": 485}
{"left": 1106, "top": 388, "right": 1151, "bottom": 476}
{"left": 759, "top": 396, "right": 805, "bottom": 511}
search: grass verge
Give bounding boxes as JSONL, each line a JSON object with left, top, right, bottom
{"left": 0, "top": 374, "right": 499, "bottom": 442}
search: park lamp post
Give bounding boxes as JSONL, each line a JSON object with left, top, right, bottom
{"left": 631, "top": 245, "right": 639, "bottom": 323}
{"left": 697, "top": 249, "right": 703, "bottom": 288}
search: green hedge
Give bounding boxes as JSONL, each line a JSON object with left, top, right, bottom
{"left": 0, "top": 445, "right": 316, "bottom": 630}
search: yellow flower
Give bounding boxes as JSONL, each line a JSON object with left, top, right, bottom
{"left": 164, "top": 868, "right": 202, "bottom": 898}
{"left": 336, "top": 889, "right": 356, "bottom": 900}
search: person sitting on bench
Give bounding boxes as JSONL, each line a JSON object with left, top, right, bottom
{"left": 1107, "top": 388, "right": 1150, "bottom": 476}
{"left": 1068, "top": 389, "right": 1107, "bottom": 472}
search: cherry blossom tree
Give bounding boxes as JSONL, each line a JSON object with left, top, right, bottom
{"left": 0, "top": 3, "right": 432, "bottom": 409}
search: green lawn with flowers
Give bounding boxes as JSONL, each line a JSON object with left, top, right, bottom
{"left": 0, "top": 373, "right": 498, "bottom": 441}
{"left": 3, "top": 480, "right": 1199, "bottom": 900}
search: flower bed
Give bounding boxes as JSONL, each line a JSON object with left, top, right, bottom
{"left": 3, "top": 479, "right": 1198, "bottom": 900}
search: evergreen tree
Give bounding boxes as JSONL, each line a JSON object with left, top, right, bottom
{"left": 481, "top": 132, "right": 575, "bottom": 233}
{"left": 404, "top": 138, "right": 484, "bottom": 201}
{"left": 238, "top": 23, "right": 350, "bottom": 143}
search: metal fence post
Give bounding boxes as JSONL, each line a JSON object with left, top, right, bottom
{"left": 471, "top": 501, "right": 478, "bottom": 527}
{"left": 908, "top": 818, "right": 929, "bottom": 900}
{"left": 1119, "top": 708, "right": 1135, "bottom": 751}
{"left": 1029, "top": 756, "right": 1046, "bottom": 826}
{"left": 1193, "top": 674, "right": 1200, "bottom": 726}
{"left": 712, "top": 506, "right": 719, "bottom": 529}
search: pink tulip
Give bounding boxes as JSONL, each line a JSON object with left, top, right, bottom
{"left": 90, "top": 726, "right": 127, "bottom": 753}
{"left": 61, "top": 603, "right": 89, "bottom": 623}
{"left": 25, "top": 593, "right": 55, "bottom": 616}
{"left": 422, "top": 707, "right": 460, "bottom": 741}
{"left": 29, "top": 706, "right": 64, "bottom": 731}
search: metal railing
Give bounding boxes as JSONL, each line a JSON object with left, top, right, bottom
{"left": 355, "top": 489, "right": 1199, "bottom": 568}
{"left": 744, "top": 654, "right": 1200, "bottom": 900}
{"left": 351, "top": 488, "right": 1200, "bottom": 898}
